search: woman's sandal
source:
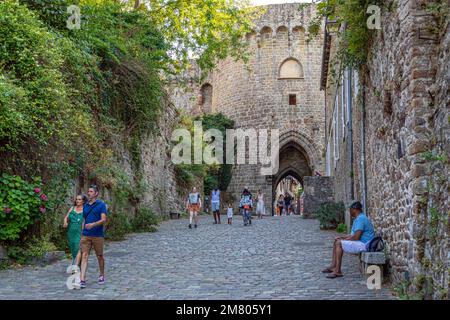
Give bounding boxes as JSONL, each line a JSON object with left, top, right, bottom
{"left": 326, "top": 273, "right": 344, "bottom": 279}
{"left": 321, "top": 268, "right": 334, "bottom": 273}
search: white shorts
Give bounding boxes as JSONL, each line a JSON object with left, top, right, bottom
{"left": 227, "top": 212, "right": 233, "bottom": 218}
{"left": 341, "top": 240, "right": 367, "bottom": 254}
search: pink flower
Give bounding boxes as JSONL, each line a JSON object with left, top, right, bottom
{"left": 39, "top": 206, "right": 46, "bottom": 214}
{"left": 3, "top": 207, "right": 12, "bottom": 214}
{"left": 34, "top": 187, "right": 41, "bottom": 193}
{"left": 40, "top": 194, "right": 48, "bottom": 201}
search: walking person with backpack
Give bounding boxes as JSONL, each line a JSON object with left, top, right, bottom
{"left": 186, "top": 187, "right": 201, "bottom": 229}
{"left": 239, "top": 187, "right": 253, "bottom": 226}
{"left": 321, "top": 201, "right": 375, "bottom": 279}
{"left": 79, "top": 185, "right": 108, "bottom": 289}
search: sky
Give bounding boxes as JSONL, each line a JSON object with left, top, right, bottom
{"left": 251, "top": 0, "right": 313, "bottom": 5}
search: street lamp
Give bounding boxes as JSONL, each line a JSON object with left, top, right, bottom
{"left": 325, "top": 18, "right": 340, "bottom": 35}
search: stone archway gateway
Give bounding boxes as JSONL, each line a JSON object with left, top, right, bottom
{"left": 270, "top": 132, "right": 316, "bottom": 215}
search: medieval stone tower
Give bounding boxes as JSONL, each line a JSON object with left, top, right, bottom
{"left": 170, "top": 3, "right": 325, "bottom": 212}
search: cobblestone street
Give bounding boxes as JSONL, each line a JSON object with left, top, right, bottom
{"left": 0, "top": 215, "right": 395, "bottom": 299}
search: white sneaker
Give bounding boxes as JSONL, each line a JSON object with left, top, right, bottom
{"left": 66, "top": 264, "right": 80, "bottom": 274}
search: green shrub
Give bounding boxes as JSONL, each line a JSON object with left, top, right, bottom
{"left": 7, "top": 235, "right": 56, "bottom": 265}
{"left": 317, "top": 202, "right": 345, "bottom": 230}
{"left": 132, "top": 208, "right": 158, "bottom": 233}
{"left": 0, "top": 259, "right": 9, "bottom": 270}
{"left": 0, "top": 174, "right": 48, "bottom": 241}
{"left": 25, "top": 235, "right": 57, "bottom": 260}
{"left": 6, "top": 246, "right": 28, "bottom": 265}
{"left": 105, "top": 210, "right": 132, "bottom": 241}
{"left": 336, "top": 223, "right": 347, "bottom": 234}
{"left": 175, "top": 164, "right": 205, "bottom": 188}
{"left": 174, "top": 113, "right": 235, "bottom": 192}
{"left": 204, "top": 172, "right": 219, "bottom": 196}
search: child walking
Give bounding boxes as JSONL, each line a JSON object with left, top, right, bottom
{"left": 227, "top": 203, "right": 233, "bottom": 225}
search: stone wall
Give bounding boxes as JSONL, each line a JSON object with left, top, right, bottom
{"left": 323, "top": 0, "right": 449, "bottom": 299}
{"left": 302, "top": 176, "right": 335, "bottom": 217}
{"left": 140, "top": 101, "right": 188, "bottom": 215}
{"left": 420, "top": 8, "right": 450, "bottom": 299}
{"left": 78, "top": 99, "right": 189, "bottom": 217}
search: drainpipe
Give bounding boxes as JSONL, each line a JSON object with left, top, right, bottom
{"left": 324, "top": 84, "right": 328, "bottom": 175}
{"left": 347, "top": 69, "right": 354, "bottom": 200}
{"left": 361, "top": 80, "right": 368, "bottom": 214}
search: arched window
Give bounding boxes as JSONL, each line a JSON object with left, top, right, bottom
{"left": 276, "top": 26, "right": 288, "bottom": 41}
{"left": 199, "top": 83, "right": 213, "bottom": 113}
{"left": 260, "top": 26, "right": 272, "bottom": 41}
{"left": 279, "top": 58, "right": 303, "bottom": 79}
{"left": 292, "top": 26, "right": 305, "bottom": 42}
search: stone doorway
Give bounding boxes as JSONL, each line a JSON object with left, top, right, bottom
{"left": 274, "top": 175, "right": 302, "bottom": 215}
{"left": 270, "top": 141, "right": 313, "bottom": 215}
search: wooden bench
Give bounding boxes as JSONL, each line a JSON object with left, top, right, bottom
{"left": 359, "top": 251, "right": 386, "bottom": 283}
{"left": 169, "top": 212, "right": 180, "bottom": 219}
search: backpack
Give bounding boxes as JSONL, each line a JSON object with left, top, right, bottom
{"left": 366, "top": 236, "right": 385, "bottom": 252}
{"left": 240, "top": 195, "right": 251, "bottom": 209}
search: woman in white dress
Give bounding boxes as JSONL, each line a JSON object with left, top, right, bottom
{"left": 256, "top": 189, "right": 265, "bottom": 219}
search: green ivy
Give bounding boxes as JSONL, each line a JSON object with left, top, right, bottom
{"left": 426, "top": 0, "right": 450, "bottom": 38}
{"left": 174, "top": 113, "right": 235, "bottom": 194}
{"left": 304, "top": 0, "right": 384, "bottom": 69}
{"left": 420, "top": 151, "right": 448, "bottom": 163}
{"left": 199, "top": 113, "right": 235, "bottom": 194}
{"left": 0, "top": 0, "right": 259, "bottom": 253}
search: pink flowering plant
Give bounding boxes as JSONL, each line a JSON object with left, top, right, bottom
{"left": 0, "top": 174, "right": 48, "bottom": 241}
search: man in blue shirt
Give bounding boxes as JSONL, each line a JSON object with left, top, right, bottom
{"left": 79, "top": 185, "right": 108, "bottom": 288}
{"left": 322, "top": 201, "right": 375, "bottom": 279}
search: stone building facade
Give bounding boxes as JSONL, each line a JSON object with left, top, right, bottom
{"left": 169, "top": 3, "right": 326, "bottom": 213}
{"left": 322, "top": 0, "right": 449, "bottom": 299}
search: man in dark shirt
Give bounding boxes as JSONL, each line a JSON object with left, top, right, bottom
{"left": 284, "top": 192, "right": 292, "bottom": 215}
{"left": 79, "top": 185, "right": 108, "bottom": 288}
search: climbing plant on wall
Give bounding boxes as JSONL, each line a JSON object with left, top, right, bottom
{"left": 173, "top": 113, "right": 235, "bottom": 194}
{"left": 0, "top": 0, "right": 262, "bottom": 253}
{"left": 303, "top": 0, "right": 385, "bottom": 69}
{"left": 200, "top": 113, "right": 235, "bottom": 195}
